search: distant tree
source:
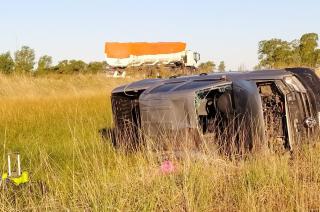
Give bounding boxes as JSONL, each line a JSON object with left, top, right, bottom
{"left": 258, "top": 39, "right": 297, "bottom": 69}
{"left": 0, "top": 52, "right": 14, "bottom": 74}
{"left": 55, "top": 60, "right": 87, "bottom": 74}
{"left": 54, "top": 60, "right": 68, "bottom": 73}
{"left": 299, "top": 33, "right": 319, "bottom": 67}
{"left": 258, "top": 33, "right": 320, "bottom": 69}
{"left": 37, "top": 55, "right": 52, "bottom": 73}
{"left": 218, "top": 61, "right": 225, "bottom": 72}
{"left": 87, "top": 61, "right": 107, "bottom": 73}
{"left": 198, "top": 61, "right": 215, "bottom": 72}
{"left": 212, "top": 62, "right": 216, "bottom": 71}
{"left": 14, "top": 46, "right": 35, "bottom": 73}
{"left": 69, "top": 60, "right": 87, "bottom": 73}
{"left": 289, "top": 39, "right": 302, "bottom": 67}
{"left": 316, "top": 49, "right": 320, "bottom": 66}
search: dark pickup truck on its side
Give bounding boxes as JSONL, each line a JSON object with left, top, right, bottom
{"left": 109, "top": 68, "right": 320, "bottom": 153}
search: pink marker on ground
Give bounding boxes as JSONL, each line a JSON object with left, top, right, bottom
{"left": 160, "top": 160, "right": 175, "bottom": 174}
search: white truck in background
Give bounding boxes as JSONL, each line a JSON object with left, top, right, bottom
{"left": 104, "top": 42, "right": 200, "bottom": 70}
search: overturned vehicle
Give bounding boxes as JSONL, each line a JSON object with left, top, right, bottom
{"left": 110, "top": 68, "right": 320, "bottom": 153}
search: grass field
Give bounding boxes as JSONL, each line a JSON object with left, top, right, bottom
{"left": 0, "top": 74, "right": 320, "bottom": 211}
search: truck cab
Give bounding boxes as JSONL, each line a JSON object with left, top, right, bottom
{"left": 185, "top": 51, "right": 200, "bottom": 68}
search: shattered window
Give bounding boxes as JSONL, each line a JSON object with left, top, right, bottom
{"left": 149, "top": 82, "right": 183, "bottom": 93}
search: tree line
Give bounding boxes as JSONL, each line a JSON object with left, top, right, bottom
{"left": 0, "top": 46, "right": 107, "bottom": 75}
{"left": 198, "top": 61, "right": 226, "bottom": 72}
{"left": 257, "top": 32, "right": 320, "bottom": 69}
{"left": 0, "top": 45, "right": 226, "bottom": 75}
{"left": 1, "top": 33, "right": 319, "bottom": 75}
{"left": 199, "top": 33, "right": 320, "bottom": 72}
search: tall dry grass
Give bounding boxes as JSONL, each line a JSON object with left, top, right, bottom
{"left": 0, "top": 74, "right": 319, "bottom": 211}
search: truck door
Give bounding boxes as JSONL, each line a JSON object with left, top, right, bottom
{"left": 282, "top": 76, "right": 318, "bottom": 148}
{"left": 285, "top": 68, "right": 320, "bottom": 111}
{"left": 232, "top": 80, "right": 266, "bottom": 151}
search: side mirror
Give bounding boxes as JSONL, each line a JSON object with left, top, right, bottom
{"left": 194, "top": 53, "right": 200, "bottom": 62}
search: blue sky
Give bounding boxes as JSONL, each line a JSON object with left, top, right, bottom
{"left": 0, "top": 0, "right": 319, "bottom": 70}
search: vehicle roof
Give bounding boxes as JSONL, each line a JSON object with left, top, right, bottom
{"left": 112, "top": 69, "right": 293, "bottom": 94}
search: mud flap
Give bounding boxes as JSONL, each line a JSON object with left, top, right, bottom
{"left": 232, "top": 80, "right": 265, "bottom": 151}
